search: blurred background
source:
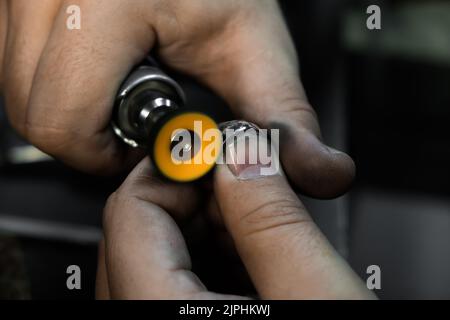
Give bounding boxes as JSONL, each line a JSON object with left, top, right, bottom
{"left": 1, "top": 0, "right": 450, "bottom": 299}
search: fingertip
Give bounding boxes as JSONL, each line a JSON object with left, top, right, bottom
{"left": 327, "top": 147, "right": 356, "bottom": 194}
{"left": 280, "top": 127, "right": 356, "bottom": 199}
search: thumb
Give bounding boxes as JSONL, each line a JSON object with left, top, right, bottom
{"left": 207, "top": 1, "right": 355, "bottom": 199}
{"left": 214, "top": 126, "right": 374, "bottom": 299}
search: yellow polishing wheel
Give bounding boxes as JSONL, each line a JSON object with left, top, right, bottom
{"left": 150, "top": 111, "right": 222, "bottom": 182}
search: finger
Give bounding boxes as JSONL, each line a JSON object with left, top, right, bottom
{"left": 225, "top": 2, "right": 355, "bottom": 199}
{"left": 95, "top": 238, "right": 110, "bottom": 300}
{"left": 103, "top": 159, "right": 204, "bottom": 299}
{"left": 2, "top": 0, "right": 60, "bottom": 134}
{"left": 103, "top": 158, "right": 246, "bottom": 299}
{"left": 165, "top": 0, "right": 354, "bottom": 198}
{"left": 24, "top": 0, "right": 152, "bottom": 174}
{"left": 0, "top": 0, "right": 8, "bottom": 91}
{"left": 214, "top": 132, "right": 374, "bottom": 299}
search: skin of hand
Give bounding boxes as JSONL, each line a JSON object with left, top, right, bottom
{"left": 96, "top": 132, "right": 375, "bottom": 300}
{"left": 0, "top": 0, "right": 354, "bottom": 199}
{"left": 97, "top": 167, "right": 374, "bottom": 299}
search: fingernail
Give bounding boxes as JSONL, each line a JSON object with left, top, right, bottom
{"left": 220, "top": 121, "right": 282, "bottom": 180}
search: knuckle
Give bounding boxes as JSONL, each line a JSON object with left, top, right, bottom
{"left": 103, "top": 187, "right": 166, "bottom": 234}
{"left": 239, "top": 195, "right": 312, "bottom": 237}
{"left": 24, "top": 121, "right": 74, "bottom": 155}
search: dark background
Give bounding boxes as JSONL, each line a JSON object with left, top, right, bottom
{"left": 1, "top": 0, "right": 450, "bottom": 299}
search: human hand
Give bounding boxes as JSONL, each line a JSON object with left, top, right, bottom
{"left": 0, "top": 0, "right": 354, "bottom": 198}
{"left": 96, "top": 133, "right": 373, "bottom": 299}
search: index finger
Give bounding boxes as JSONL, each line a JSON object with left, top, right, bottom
{"left": 194, "top": 1, "right": 355, "bottom": 198}
{"left": 102, "top": 158, "right": 205, "bottom": 299}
